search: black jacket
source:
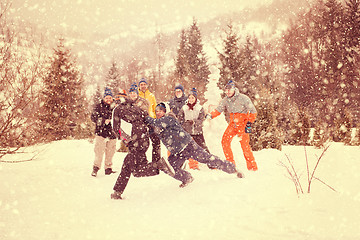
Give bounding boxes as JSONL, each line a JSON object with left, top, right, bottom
{"left": 112, "top": 99, "right": 150, "bottom": 152}
{"left": 169, "top": 95, "right": 187, "bottom": 117}
{"left": 91, "top": 100, "right": 116, "bottom": 139}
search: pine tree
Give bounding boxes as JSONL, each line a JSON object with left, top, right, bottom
{"left": 38, "top": 38, "right": 89, "bottom": 141}
{"left": 105, "top": 60, "right": 122, "bottom": 93}
{"left": 187, "top": 18, "right": 210, "bottom": 96}
{"left": 333, "top": 108, "right": 353, "bottom": 143}
{"left": 175, "top": 29, "right": 190, "bottom": 85}
{"left": 290, "top": 107, "right": 312, "bottom": 145}
{"left": 174, "top": 19, "right": 210, "bottom": 102}
{"left": 218, "top": 23, "right": 243, "bottom": 90}
{"left": 344, "top": 0, "right": 360, "bottom": 126}
{"left": 250, "top": 89, "right": 282, "bottom": 151}
{"left": 239, "top": 36, "right": 259, "bottom": 98}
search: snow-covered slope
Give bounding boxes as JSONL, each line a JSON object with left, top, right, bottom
{"left": 1, "top": 136, "right": 359, "bottom": 240}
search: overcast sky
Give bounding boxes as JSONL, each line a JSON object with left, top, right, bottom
{"left": 10, "top": 0, "right": 273, "bottom": 37}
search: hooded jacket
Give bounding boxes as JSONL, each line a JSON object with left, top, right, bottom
{"left": 91, "top": 100, "right": 116, "bottom": 139}
{"left": 139, "top": 89, "right": 157, "bottom": 118}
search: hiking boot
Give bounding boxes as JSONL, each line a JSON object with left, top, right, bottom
{"left": 105, "top": 168, "right": 116, "bottom": 175}
{"left": 156, "top": 157, "right": 175, "bottom": 177}
{"left": 91, "top": 166, "right": 99, "bottom": 177}
{"left": 179, "top": 176, "right": 194, "bottom": 188}
{"left": 110, "top": 191, "right": 123, "bottom": 200}
{"left": 236, "top": 171, "right": 245, "bottom": 178}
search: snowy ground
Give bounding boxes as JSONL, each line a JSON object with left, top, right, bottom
{"left": 1, "top": 125, "right": 360, "bottom": 239}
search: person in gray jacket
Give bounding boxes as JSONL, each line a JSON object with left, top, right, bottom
{"left": 207, "top": 80, "right": 258, "bottom": 171}
{"left": 178, "top": 88, "right": 210, "bottom": 169}
{"left": 146, "top": 102, "right": 244, "bottom": 188}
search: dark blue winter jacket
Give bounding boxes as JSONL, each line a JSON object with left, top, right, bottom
{"left": 145, "top": 113, "right": 192, "bottom": 155}
{"left": 169, "top": 95, "right": 187, "bottom": 117}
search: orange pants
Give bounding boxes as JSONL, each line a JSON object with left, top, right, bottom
{"left": 221, "top": 124, "right": 257, "bottom": 171}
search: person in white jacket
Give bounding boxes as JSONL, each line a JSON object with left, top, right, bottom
{"left": 178, "top": 88, "right": 210, "bottom": 170}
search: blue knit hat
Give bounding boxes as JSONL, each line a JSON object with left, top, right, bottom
{"left": 174, "top": 84, "right": 184, "bottom": 93}
{"left": 156, "top": 102, "right": 167, "bottom": 113}
{"left": 225, "top": 80, "right": 236, "bottom": 89}
{"left": 104, "top": 87, "right": 113, "bottom": 97}
{"left": 188, "top": 87, "right": 197, "bottom": 98}
{"left": 139, "top": 78, "right": 148, "bottom": 85}
{"left": 129, "top": 83, "right": 138, "bottom": 94}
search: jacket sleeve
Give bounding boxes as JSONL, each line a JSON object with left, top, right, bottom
{"left": 177, "top": 108, "right": 185, "bottom": 125}
{"left": 210, "top": 109, "right": 222, "bottom": 119}
{"left": 112, "top": 107, "right": 130, "bottom": 141}
{"left": 195, "top": 107, "right": 205, "bottom": 125}
{"left": 145, "top": 116, "right": 166, "bottom": 131}
{"left": 149, "top": 94, "right": 157, "bottom": 118}
{"left": 211, "top": 98, "right": 227, "bottom": 119}
{"left": 91, "top": 104, "right": 104, "bottom": 126}
{"left": 248, "top": 113, "right": 257, "bottom": 123}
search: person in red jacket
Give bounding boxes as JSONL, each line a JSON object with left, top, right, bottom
{"left": 207, "top": 80, "right": 258, "bottom": 171}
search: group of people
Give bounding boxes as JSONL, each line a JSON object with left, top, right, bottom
{"left": 90, "top": 77, "right": 258, "bottom": 200}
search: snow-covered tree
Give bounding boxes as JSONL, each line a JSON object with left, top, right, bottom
{"left": 105, "top": 60, "right": 122, "bottom": 94}
{"left": 38, "top": 38, "right": 90, "bottom": 141}
{"left": 174, "top": 18, "right": 210, "bottom": 102}
{"left": 0, "top": 1, "right": 46, "bottom": 151}
{"left": 217, "top": 23, "right": 243, "bottom": 90}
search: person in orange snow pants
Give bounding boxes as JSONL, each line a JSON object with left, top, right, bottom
{"left": 208, "top": 80, "right": 258, "bottom": 171}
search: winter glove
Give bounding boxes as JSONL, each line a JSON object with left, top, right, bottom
{"left": 123, "top": 139, "right": 133, "bottom": 147}
{"left": 245, "top": 121, "right": 252, "bottom": 133}
{"left": 96, "top": 117, "right": 103, "bottom": 126}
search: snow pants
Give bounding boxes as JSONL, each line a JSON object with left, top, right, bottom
{"left": 113, "top": 149, "right": 159, "bottom": 194}
{"left": 221, "top": 124, "right": 257, "bottom": 171}
{"left": 168, "top": 140, "right": 237, "bottom": 184}
{"left": 93, "top": 135, "right": 117, "bottom": 169}
{"left": 188, "top": 134, "right": 210, "bottom": 169}
{"left": 150, "top": 131, "right": 161, "bottom": 163}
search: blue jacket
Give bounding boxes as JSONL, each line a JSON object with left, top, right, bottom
{"left": 145, "top": 113, "right": 192, "bottom": 154}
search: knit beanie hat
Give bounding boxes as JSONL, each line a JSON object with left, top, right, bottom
{"left": 104, "top": 87, "right": 113, "bottom": 97}
{"left": 115, "top": 89, "right": 127, "bottom": 98}
{"left": 188, "top": 87, "right": 197, "bottom": 98}
{"left": 225, "top": 80, "right": 236, "bottom": 89}
{"left": 129, "top": 83, "right": 138, "bottom": 94}
{"left": 156, "top": 102, "right": 167, "bottom": 113}
{"left": 139, "top": 78, "right": 148, "bottom": 85}
{"left": 174, "top": 84, "right": 184, "bottom": 93}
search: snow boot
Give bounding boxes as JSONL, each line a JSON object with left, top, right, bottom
{"left": 110, "top": 191, "right": 123, "bottom": 200}
{"left": 236, "top": 170, "right": 245, "bottom": 178}
{"left": 156, "top": 157, "right": 175, "bottom": 177}
{"left": 105, "top": 168, "right": 116, "bottom": 175}
{"left": 91, "top": 166, "right": 99, "bottom": 177}
{"left": 179, "top": 176, "right": 194, "bottom": 188}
